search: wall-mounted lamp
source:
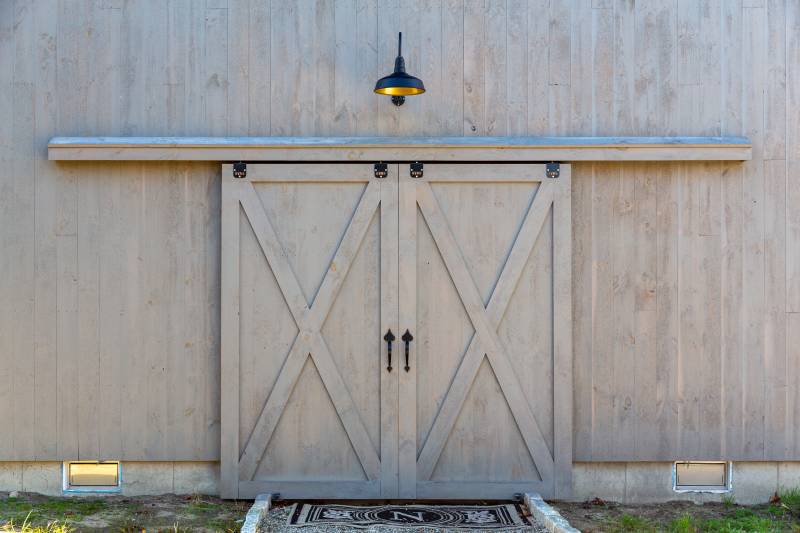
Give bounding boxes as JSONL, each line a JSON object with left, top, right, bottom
{"left": 374, "top": 32, "right": 425, "bottom": 106}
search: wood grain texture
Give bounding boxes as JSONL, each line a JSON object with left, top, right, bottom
{"left": 0, "top": 0, "right": 797, "bottom": 464}
{"left": 47, "top": 136, "right": 752, "bottom": 161}
{"left": 227, "top": 164, "right": 385, "bottom": 499}
{"left": 403, "top": 164, "right": 567, "bottom": 498}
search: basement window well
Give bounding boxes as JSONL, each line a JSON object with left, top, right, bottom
{"left": 673, "top": 461, "right": 731, "bottom": 493}
{"left": 62, "top": 461, "right": 121, "bottom": 493}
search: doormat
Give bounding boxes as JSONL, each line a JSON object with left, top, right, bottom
{"left": 286, "top": 503, "right": 534, "bottom": 529}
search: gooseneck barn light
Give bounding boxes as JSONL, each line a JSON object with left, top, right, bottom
{"left": 374, "top": 32, "right": 425, "bottom": 106}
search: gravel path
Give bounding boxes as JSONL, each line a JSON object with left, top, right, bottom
{"left": 258, "top": 505, "right": 548, "bottom": 533}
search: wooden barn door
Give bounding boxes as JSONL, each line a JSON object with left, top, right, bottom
{"left": 221, "top": 162, "right": 571, "bottom": 500}
{"left": 221, "top": 164, "right": 399, "bottom": 499}
{"left": 398, "top": 164, "right": 572, "bottom": 499}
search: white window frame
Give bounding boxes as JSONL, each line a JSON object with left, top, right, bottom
{"left": 672, "top": 461, "right": 732, "bottom": 494}
{"left": 62, "top": 461, "right": 122, "bottom": 494}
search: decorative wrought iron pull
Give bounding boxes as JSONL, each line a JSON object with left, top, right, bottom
{"left": 383, "top": 329, "right": 395, "bottom": 372}
{"left": 402, "top": 329, "right": 413, "bottom": 372}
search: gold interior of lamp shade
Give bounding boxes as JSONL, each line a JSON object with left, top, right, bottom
{"left": 374, "top": 86, "right": 426, "bottom": 96}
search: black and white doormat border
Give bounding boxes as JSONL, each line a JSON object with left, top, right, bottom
{"left": 286, "top": 503, "right": 533, "bottom": 530}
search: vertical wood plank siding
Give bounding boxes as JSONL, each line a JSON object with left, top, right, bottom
{"left": 0, "top": 0, "right": 795, "bottom": 461}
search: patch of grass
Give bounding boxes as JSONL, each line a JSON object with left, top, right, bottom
{"left": 0, "top": 498, "right": 34, "bottom": 524}
{"left": 0, "top": 512, "right": 75, "bottom": 533}
{"left": 778, "top": 487, "right": 800, "bottom": 517}
{"left": 668, "top": 514, "right": 696, "bottom": 533}
{"left": 204, "top": 516, "right": 242, "bottom": 532}
{"left": 561, "top": 492, "right": 800, "bottom": 533}
{"left": 114, "top": 525, "right": 146, "bottom": 533}
{"left": 152, "top": 524, "right": 194, "bottom": 533}
{"left": 39, "top": 498, "right": 106, "bottom": 521}
{"left": 712, "top": 506, "right": 784, "bottom": 531}
{"left": 721, "top": 493, "right": 736, "bottom": 508}
{"left": 1, "top": 494, "right": 248, "bottom": 532}
{"left": 701, "top": 513, "right": 783, "bottom": 533}
{"left": 0, "top": 497, "right": 107, "bottom": 525}
{"left": 605, "top": 504, "right": 796, "bottom": 533}
{"left": 605, "top": 512, "right": 658, "bottom": 533}
{"left": 1, "top": 523, "right": 75, "bottom": 533}
{"left": 185, "top": 500, "right": 216, "bottom": 513}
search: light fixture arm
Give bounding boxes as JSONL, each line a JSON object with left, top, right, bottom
{"left": 393, "top": 33, "right": 406, "bottom": 75}
{"left": 391, "top": 33, "right": 407, "bottom": 106}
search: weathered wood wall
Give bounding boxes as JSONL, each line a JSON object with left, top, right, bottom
{"left": 0, "top": 0, "right": 797, "bottom": 461}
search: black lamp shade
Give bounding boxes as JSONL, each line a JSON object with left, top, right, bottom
{"left": 374, "top": 67, "right": 426, "bottom": 96}
{"left": 374, "top": 33, "right": 425, "bottom": 97}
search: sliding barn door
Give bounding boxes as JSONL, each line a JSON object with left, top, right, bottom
{"left": 398, "top": 164, "right": 572, "bottom": 499}
{"left": 221, "top": 162, "right": 572, "bottom": 500}
{"left": 221, "top": 164, "right": 399, "bottom": 499}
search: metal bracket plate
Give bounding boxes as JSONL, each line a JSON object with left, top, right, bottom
{"left": 410, "top": 161, "right": 423, "bottom": 178}
{"left": 233, "top": 161, "right": 247, "bottom": 178}
{"left": 374, "top": 162, "right": 388, "bottom": 179}
{"left": 545, "top": 162, "right": 560, "bottom": 179}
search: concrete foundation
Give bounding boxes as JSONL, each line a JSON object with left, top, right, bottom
{"left": 0, "top": 462, "right": 219, "bottom": 497}
{"left": 570, "top": 462, "right": 799, "bottom": 505}
{"left": 0, "top": 461, "right": 798, "bottom": 503}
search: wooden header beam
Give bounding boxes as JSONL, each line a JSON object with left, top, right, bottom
{"left": 48, "top": 136, "right": 751, "bottom": 162}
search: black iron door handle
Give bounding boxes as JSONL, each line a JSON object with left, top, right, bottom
{"left": 402, "top": 329, "right": 413, "bottom": 372}
{"left": 383, "top": 329, "right": 395, "bottom": 372}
